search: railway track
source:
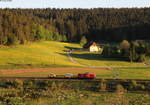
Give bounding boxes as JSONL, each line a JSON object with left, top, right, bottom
{"left": 0, "top": 77, "right": 149, "bottom": 82}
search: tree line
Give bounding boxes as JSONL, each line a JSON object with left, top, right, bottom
{"left": 0, "top": 8, "right": 150, "bottom": 45}
{"left": 102, "top": 40, "right": 150, "bottom": 62}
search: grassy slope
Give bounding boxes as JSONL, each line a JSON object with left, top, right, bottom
{"left": 71, "top": 51, "right": 145, "bottom": 67}
{"left": 0, "top": 41, "right": 82, "bottom": 69}
{"left": 0, "top": 41, "right": 146, "bottom": 69}
{"left": 0, "top": 41, "right": 150, "bottom": 79}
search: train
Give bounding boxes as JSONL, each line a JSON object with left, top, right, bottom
{"left": 48, "top": 72, "right": 96, "bottom": 79}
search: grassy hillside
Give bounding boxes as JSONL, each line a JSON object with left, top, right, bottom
{"left": 0, "top": 41, "right": 82, "bottom": 69}
{"left": 0, "top": 41, "right": 147, "bottom": 70}
{"left": 71, "top": 51, "right": 145, "bottom": 67}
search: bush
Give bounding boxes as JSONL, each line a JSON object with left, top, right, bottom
{"left": 138, "top": 54, "right": 146, "bottom": 62}
{"left": 129, "top": 80, "right": 137, "bottom": 90}
{"left": 14, "top": 79, "right": 23, "bottom": 89}
{"left": 23, "top": 81, "right": 34, "bottom": 88}
{"left": 6, "top": 34, "right": 19, "bottom": 45}
{"left": 1, "top": 36, "right": 8, "bottom": 45}
{"left": 120, "top": 40, "right": 130, "bottom": 57}
{"left": 4, "top": 97, "right": 25, "bottom": 105}
{"left": 102, "top": 45, "right": 121, "bottom": 58}
{"left": 99, "top": 79, "right": 107, "bottom": 92}
{"left": 53, "top": 32, "right": 62, "bottom": 41}
{"left": 80, "top": 36, "right": 87, "bottom": 47}
{"left": 120, "top": 40, "right": 130, "bottom": 50}
{"left": 62, "top": 35, "right": 67, "bottom": 42}
{"left": 116, "top": 84, "right": 126, "bottom": 94}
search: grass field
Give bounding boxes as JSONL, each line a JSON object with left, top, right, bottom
{"left": 0, "top": 68, "right": 111, "bottom": 78}
{"left": 71, "top": 51, "right": 145, "bottom": 67}
{"left": 0, "top": 41, "right": 150, "bottom": 79}
{"left": 0, "top": 41, "right": 147, "bottom": 69}
{"left": 0, "top": 41, "right": 82, "bottom": 69}
{"left": 1, "top": 68, "right": 150, "bottom": 79}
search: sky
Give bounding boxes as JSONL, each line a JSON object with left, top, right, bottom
{"left": 0, "top": 0, "right": 150, "bottom": 8}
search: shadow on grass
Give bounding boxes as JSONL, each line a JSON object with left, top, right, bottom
{"left": 59, "top": 52, "right": 128, "bottom": 62}
{"left": 64, "top": 46, "right": 81, "bottom": 50}
{"left": 0, "top": 63, "right": 80, "bottom": 70}
{"left": 63, "top": 46, "right": 128, "bottom": 62}
{"left": 3, "top": 63, "right": 56, "bottom": 69}
{"left": 7, "top": 63, "right": 32, "bottom": 66}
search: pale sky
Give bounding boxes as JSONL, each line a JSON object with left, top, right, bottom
{"left": 0, "top": 0, "right": 150, "bottom": 8}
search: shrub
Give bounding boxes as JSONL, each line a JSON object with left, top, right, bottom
{"left": 120, "top": 40, "right": 130, "bottom": 57}
{"left": 14, "top": 79, "right": 23, "bottom": 89}
{"left": 62, "top": 35, "right": 67, "bottom": 42}
{"left": 4, "top": 97, "right": 25, "bottom": 105}
{"left": 120, "top": 40, "right": 130, "bottom": 50}
{"left": 129, "top": 80, "right": 137, "bottom": 90}
{"left": 1, "top": 36, "right": 8, "bottom": 45}
{"left": 116, "top": 84, "right": 126, "bottom": 94}
{"left": 80, "top": 36, "right": 87, "bottom": 47}
{"left": 138, "top": 54, "right": 146, "bottom": 62}
{"left": 99, "top": 79, "right": 107, "bottom": 92}
{"left": 23, "top": 81, "right": 34, "bottom": 88}
{"left": 6, "top": 34, "right": 19, "bottom": 45}
{"left": 50, "top": 82, "right": 57, "bottom": 90}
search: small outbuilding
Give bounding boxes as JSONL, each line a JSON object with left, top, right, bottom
{"left": 89, "top": 42, "right": 100, "bottom": 52}
{"left": 83, "top": 41, "right": 101, "bottom": 52}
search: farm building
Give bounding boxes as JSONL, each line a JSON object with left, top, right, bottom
{"left": 83, "top": 41, "right": 101, "bottom": 52}
{"left": 89, "top": 42, "right": 101, "bottom": 52}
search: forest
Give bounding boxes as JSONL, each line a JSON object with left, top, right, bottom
{"left": 0, "top": 8, "right": 150, "bottom": 45}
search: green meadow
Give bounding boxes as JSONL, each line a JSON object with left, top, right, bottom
{"left": 0, "top": 41, "right": 150, "bottom": 79}
{"left": 0, "top": 41, "right": 82, "bottom": 69}
{"left": 71, "top": 51, "right": 145, "bottom": 67}
{"left": 0, "top": 41, "right": 147, "bottom": 69}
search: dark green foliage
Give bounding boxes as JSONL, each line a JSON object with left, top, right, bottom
{"left": 6, "top": 34, "right": 19, "bottom": 45}
{"left": 120, "top": 40, "right": 130, "bottom": 57}
{"left": 31, "top": 24, "right": 45, "bottom": 41}
{"left": 116, "top": 84, "right": 126, "bottom": 93}
{"left": 3, "top": 97, "right": 25, "bottom": 105}
{"left": 129, "top": 41, "right": 149, "bottom": 62}
{"left": 1, "top": 8, "right": 150, "bottom": 45}
{"left": 30, "top": 24, "right": 64, "bottom": 42}
{"left": 0, "top": 11, "right": 66, "bottom": 45}
{"left": 0, "top": 79, "right": 149, "bottom": 104}
{"left": 80, "top": 36, "right": 87, "bottom": 47}
{"left": 102, "top": 40, "right": 150, "bottom": 62}
{"left": 52, "top": 32, "right": 62, "bottom": 41}
{"left": 62, "top": 35, "right": 67, "bottom": 42}
{"left": 99, "top": 79, "right": 107, "bottom": 92}
{"left": 0, "top": 80, "right": 149, "bottom": 92}
{"left": 129, "top": 80, "right": 146, "bottom": 91}
{"left": 102, "top": 44, "right": 121, "bottom": 58}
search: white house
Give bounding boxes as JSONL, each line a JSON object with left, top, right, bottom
{"left": 89, "top": 42, "right": 101, "bottom": 52}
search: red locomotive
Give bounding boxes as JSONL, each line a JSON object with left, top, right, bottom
{"left": 78, "top": 72, "right": 96, "bottom": 79}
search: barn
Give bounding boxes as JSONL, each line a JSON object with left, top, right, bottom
{"left": 89, "top": 42, "right": 100, "bottom": 52}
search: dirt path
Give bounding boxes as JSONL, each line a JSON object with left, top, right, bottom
{"left": 0, "top": 67, "right": 111, "bottom": 75}
{"left": 67, "top": 50, "right": 112, "bottom": 69}
{"left": 67, "top": 51, "right": 87, "bottom": 67}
